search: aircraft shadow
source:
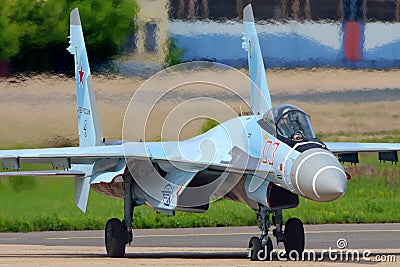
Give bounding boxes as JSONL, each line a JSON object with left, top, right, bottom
{"left": 0, "top": 253, "right": 106, "bottom": 259}
{"left": 125, "top": 251, "right": 246, "bottom": 259}
{"left": 124, "top": 251, "right": 399, "bottom": 264}
{"left": 0, "top": 251, "right": 397, "bottom": 263}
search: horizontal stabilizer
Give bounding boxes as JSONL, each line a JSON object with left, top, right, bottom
{"left": 75, "top": 176, "right": 91, "bottom": 213}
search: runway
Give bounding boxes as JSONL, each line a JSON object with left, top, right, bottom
{"left": 0, "top": 224, "right": 399, "bottom": 266}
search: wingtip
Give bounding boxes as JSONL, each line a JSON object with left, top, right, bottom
{"left": 70, "top": 7, "right": 81, "bottom": 26}
{"left": 243, "top": 4, "right": 254, "bottom": 22}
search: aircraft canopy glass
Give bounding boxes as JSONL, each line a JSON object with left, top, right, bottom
{"left": 263, "top": 105, "right": 316, "bottom": 140}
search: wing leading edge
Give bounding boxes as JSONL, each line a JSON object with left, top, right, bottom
{"left": 0, "top": 141, "right": 271, "bottom": 177}
{"left": 327, "top": 142, "right": 400, "bottom": 165}
{"left": 326, "top": 142, "right": 400, "bottom": 153}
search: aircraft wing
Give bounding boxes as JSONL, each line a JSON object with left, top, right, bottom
{"left": 0, "top": 170, "right": 87, "bottom": 176}
{"left": 0, "top": 145, "right": 139, "bottom": 171}
{"left": 326, "top": 142, "right": 400, "bottom": 153}
{"left": 0, "top": 142, "right": 269, "bottom": 176}
{"left": 326, "top": 142, "right": 400, "bottom": 164}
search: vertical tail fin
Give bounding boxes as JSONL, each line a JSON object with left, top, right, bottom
{"left": 242, "top": 4, "right": 272, "bottom": 115}
{"left": 67, "top": 8, "right": 103, "bottom": 147}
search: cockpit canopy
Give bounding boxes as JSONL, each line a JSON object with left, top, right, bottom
{"left": 263, "top": 104, "right": 316, "bottom": 140}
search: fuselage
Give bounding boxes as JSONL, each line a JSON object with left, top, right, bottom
{"left": 90, "top": 104, "right": 347, "bottom": 212}
{"left": 198, "top": 106, "right": 347, "bottom": 205}
{"left": 240, "top": 105, "right": 348, "bottom": 203}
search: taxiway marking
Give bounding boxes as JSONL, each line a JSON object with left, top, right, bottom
{"left": 41, "top": 229, "right": 400, "bottom": 241}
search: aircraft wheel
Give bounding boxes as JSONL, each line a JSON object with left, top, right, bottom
{"left": 248, "top": 236, "right": 262, "bottom": 261}
{"left": 284, "top": 218, "right": 304, "bottom": 259}
{"left": 105, "top": 218, "right": 126, "bottom": 258}
{"left": 262, "top": 236, "right": 273, "bottom": 261}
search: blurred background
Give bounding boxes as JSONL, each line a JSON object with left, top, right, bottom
{"left": 1, "top": 0, "right": 400, "bottom": 146}
{"left": 1, "top": 0, "right": 400, "bottom": 76}
{"left": 168, "top": 0, "right": 400, "bottom": 70}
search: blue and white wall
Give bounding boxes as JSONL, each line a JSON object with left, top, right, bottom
{"left": 167, "top": 20, "right": 400, "bottom": 69}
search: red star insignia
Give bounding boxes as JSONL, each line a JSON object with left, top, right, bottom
{"left": 78, "top": 65, "right": 85, "bottom": 84}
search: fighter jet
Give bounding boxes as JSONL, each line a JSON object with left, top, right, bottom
{"left": 0, "top": 4, "right": 399, "bottom": 261}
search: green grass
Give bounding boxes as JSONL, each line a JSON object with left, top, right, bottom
{"left": 286, "top": 154, "right": 400, "bottom": 224}
{"left": 0, "top": 176, "right": 255, "bottom": 232}
{"left": 287, "top": 174, "right": 400, "bottom": 224}
{"left": 0, "top": 154, "right": 399, "bottom": 232}
{"left": 200, "top": 118, "right": 219, "bottom": 134}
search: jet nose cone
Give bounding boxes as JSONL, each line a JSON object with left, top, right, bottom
{"left": 290, "top": 148, "right": 347, "bottom": 202}
{"left": 313, "top": 166, "right": 347, "bottom": 201}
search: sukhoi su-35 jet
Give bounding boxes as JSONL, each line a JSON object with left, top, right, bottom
{"left": 1, "top": 4, "right": 399, "bottom": 261}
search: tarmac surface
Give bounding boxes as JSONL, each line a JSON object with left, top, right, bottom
{"left": 0, "top": 224, "right": 399, "bottom": 266}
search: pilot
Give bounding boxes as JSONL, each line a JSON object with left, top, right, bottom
{"left": 278, "top": 108, "right": 292, "bottom": 137}
{"left": 288, "top": 112, "right": 303, "bottom": 134}
{"left": 291, "top": 130, "right": 304, "bottom": 141}
{"left": 278, "top": 116, "right": 291, "bottom": 137}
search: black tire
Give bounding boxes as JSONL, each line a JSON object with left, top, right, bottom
{"left": 284, "top": 218, "right": 305, "bottom": 259}
{"left": 263, "top": 236, "right": 273, "bottom": 261}
{"left": 105, "top": 218, "right": 126, "bottom": 258}
{"left": 248, "top": 236, "right": 262, "bottom": 261}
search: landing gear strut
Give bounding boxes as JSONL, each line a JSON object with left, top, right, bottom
{"left": 105, "top": 172, "right": 135, "bottom": 257}
{"left": 248, "top": 205, "right": 273, "bottom": 261}
{"left": 248, "top": 205, "right": 305, "bottom": 261}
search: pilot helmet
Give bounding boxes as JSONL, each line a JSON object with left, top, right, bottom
{"left": 281, "top": 108, "right": 291, "bottom": 122}
{"left": 282, "top": 108, "right": 291, "bottom": 116}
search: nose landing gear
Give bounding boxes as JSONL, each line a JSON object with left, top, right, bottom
{"left": 247, "top": 205, "right": 305, "bottom": 261}
{"left": 248, "top": 205, "right": 274, "bottom": 261}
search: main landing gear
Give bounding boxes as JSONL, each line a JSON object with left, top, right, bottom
{"left": 105, "top": 218, "right": 126, "bottom": 257}
{"left": 248, "top": 205, "right": 304, "bottom": 261}
{"left": 105, "top": 172, "right": 135, "bottom": 257}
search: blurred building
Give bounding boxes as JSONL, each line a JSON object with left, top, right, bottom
{"left": 169, "top": 0, "right": 400, "bottom": 22}
{"left": 121, "top": 1, "right": 400, "bottom": 74}
{"left": 119, "top": 0, "right": 169, "bottom": 75}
